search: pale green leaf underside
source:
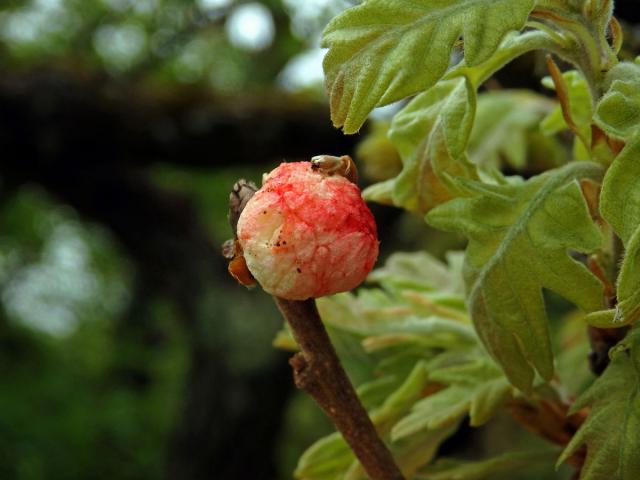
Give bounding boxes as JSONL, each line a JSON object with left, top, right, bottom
{"left": 559, "top": 328, "right": 640, "bottom": 479}
{"left": 595, "top": 64, "right": 640, "bottom": 148}
{"left": 617, "top": 225, "right": 640, "bottom": 325}
{"left": 596, "top": 66, "right": 640, "bottom": 242}
{"left": 426, "top": 162, "right": 604, "bottom": 391}
{"left": 321, "top": 0, "right": 535, "bottom": 133}
{"left": 361, "top": 178, "right": 395, "bottom": 207}
{"left": 380, "top": 77, "right": 477, "bottom": 213}
{"left": 469, "top": 90, "right": 555, "bottom": 170}
{"left": 365, "top": 81, "right": 563, "bottom": 215}
{"left": 596, "top": 63, "right": 640, "bottom": 325}
{"left": 367, "top": 251, "right": 465, "bottom": 295}
{"left": 392, "top": 358, "right": 510, "bottom": 440}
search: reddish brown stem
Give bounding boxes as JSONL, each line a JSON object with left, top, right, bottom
{"left": 275, "top": 297, "right": 404, "bottom": 480}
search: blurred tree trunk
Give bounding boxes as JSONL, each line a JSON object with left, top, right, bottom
{"left": 0, "top": 70, "right": 358, "bottom": 479}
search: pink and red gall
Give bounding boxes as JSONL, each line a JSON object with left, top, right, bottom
{"left": 236, "top": 161, "right": 379, "bottom": 300}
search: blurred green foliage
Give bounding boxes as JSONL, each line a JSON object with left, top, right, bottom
{"left": 0, "top": 1, "right": 346, "bottom": 477}
{"left": 0, "top": 0, "right": 351, "bottom": 94}
{"left": 0, "top": 186, "right": 186, "bottom": 480}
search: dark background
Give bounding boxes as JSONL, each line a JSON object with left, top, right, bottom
{"left": 0, "top": 1, "right": 638, "bottom": 479}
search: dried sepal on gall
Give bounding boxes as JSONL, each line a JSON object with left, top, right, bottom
{"left": 236, "top": 161, "right": 378, "bottom": 300}
{"left": 224, "top": 239, "right": 256, "bottom": 287}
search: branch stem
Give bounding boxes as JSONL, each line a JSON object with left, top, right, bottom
{"left": 275, "top": 297, "right": 404, "bottom": 480}
{"left": 225, "top": 181, "right": 401, "bottom": 477}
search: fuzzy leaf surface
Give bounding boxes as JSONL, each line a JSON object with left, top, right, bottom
{"left": 595, "top": 62, "right": 640, "bottom": 325}
{"left": 469, "top": 90, "right": 555, "bottom": 170}
{"left": 392, "top": 356, "right": 510, "bottom": 440}
{"left": 367, "top": 251, "right": 465, "bottom": 295}
{"left": 363, "top": 77, "right": 477, "bottom": 213}
{"left": 321, "top": 0, "right": 535, "bottom": 133}
{"left": 426, "top": 162, "right": 604, "bottom": 391}
{"left": 559, "top": 328, "right": 640, "bottom": 479}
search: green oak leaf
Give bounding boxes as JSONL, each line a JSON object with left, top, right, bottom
{"left": 294, "top": 433, "right": 354, "bottom": 480}
{"left": 535, "top": 0, "right": 583, "bottom": 10}
{"left": 558, "top": 327, "right": 640, "bottom": 479}
{"left": 363, "top": 77, "right": 478, "bottom": 213}
{"left": 594, "top": 62, "right": 640, "bottom": 325}
{"left": 426, "top": 162, "right": 604, "bottom": 391}
{"left": 469, "top": 90, "right": 556, "bottom": 170}
{"left": 594, "top": 63, "right": 640, "bottom": 146}
{"left": 392, "top": 356, "right": 510, "bottom": 440}
{"left": 556, "top": 311, "right": 595, "bottom": 395}
{"left": 360, "top": 178, "right": 395, "bottom": 208}
{"left": 616, "top": 224, "right": 640, "bottom": 326}
{"left": 534, "top": 0, "right": 612, "bottom": 24}
{"left": 367, "top": 251, "right": 465, "bottom": 295}
{"left": 320, "top": 296, "right": 474, "bottom": 354}
{"left": 321, "top": 0, "right": 535, "bottom": 133}
{"left": 363, "top": 32, "right": 564, "bottom": 213}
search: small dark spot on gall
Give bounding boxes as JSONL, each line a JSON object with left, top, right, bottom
{"left": 282, "top": 241, "right": 287, "bottom": 245}
{"left": 263, "top": 210, "right": 267, "bottom": 214}
{"left": 296, "top": 267, "right": 302, "bottom": 273}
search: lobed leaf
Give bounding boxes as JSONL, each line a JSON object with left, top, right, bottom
{"left": 367, "top": 251, "right": 465, "bottom": 295}
{"left": 362, "top": 31, "right": 563, "bottom": 215}
{"left": 594, "top": 63, "right": 640, "bottom": 147}
{"left": 321, "top": 0, "right": 535, "bottom": 133}
{"left": 559, "top": 327, "right": 640, "bottom": 479}
{"left": 616, "top": 225, "right": 640, "bottom": 326}
{"left": 362, "top": 77, "right": 478, "bottom": 213}
{"left": 426, "top": 162, "right": 604, "bottom": 391}
{"left": 595, "top": 62, "right": 640, "bottom": 325}
{"left": 469, "top": 90, "right": 556, "bottom": 170}
{"left": 392, "top": 357, "right": 510, "bottom": 440}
